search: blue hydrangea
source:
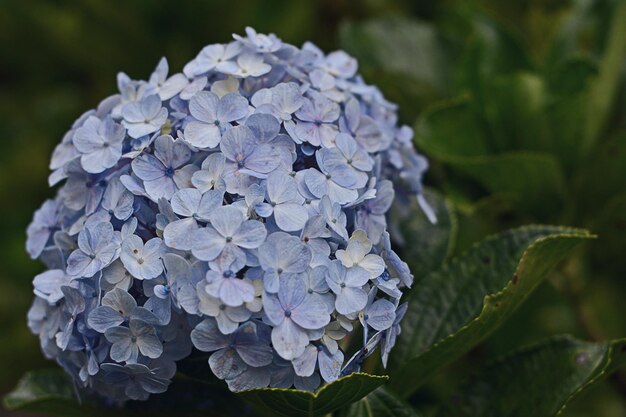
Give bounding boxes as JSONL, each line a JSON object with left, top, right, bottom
{"left": 25, "top": 27, "right": 432, "bottom": 402}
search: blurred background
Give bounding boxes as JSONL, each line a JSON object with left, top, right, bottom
{"left": 1, "top": 0, "right": 625, "bottom": 415}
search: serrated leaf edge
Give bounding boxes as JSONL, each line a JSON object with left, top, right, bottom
{"left": 238, "top": 372, "right": 388, "bottom": 416}
{"left": 397, "top": 225, "right": 593, "bottom": 380}
{"left": 239, "top": 372, "right": 388, "bottom": 399}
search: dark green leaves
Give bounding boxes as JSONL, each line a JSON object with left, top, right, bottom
{"left": 3, "top": 369, "right": 109, "bottom": 417}
{"left": 237, "top": 372, "right": 388, "bottom": 417}
{"left": 415, "top": 96, "right": 567, "bottom": 218}
{"left": 389, "top": 226, "right": 594, "bottom": 397}
{"left": 341, "top": 387, "right": 421, "bottom": 417}
{"left": 438, "top": 336, "right": 626, "bottom": 417}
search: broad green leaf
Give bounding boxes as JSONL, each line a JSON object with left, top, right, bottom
{"left": 483, "top": 72, "right": 548, "bottom": 153}
{"left": 415, "top": 98, "right": 566, "bottom": 217}
{"left": 237, "top": 372, "right": 388, "bottom": 417}
{"left": 341, "top": 387, "right": 421, "bottom": 417}
{"left": 413, "top": 95, "right": 490, "bottom": 156}
{"left": 437, "top": 335, "right": 626, "bottom": 417}
{"left": 460, "top": 66, "right": 595, "bottom": 166}
{"left": 394, "top": 188, "right": 457, "bottom": 280}
{"left": 3, "top": 369, "right": 110, "bottom": 417}
{"left": 389, "top": 226, "right": 594, "bottom": 397}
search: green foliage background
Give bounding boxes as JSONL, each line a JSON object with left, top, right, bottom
{"left": 1, "top": 0, "right": 625, "bottom": 416}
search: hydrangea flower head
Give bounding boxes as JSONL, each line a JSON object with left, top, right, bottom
{"left": 26, "top": 27, "right": 431, "bottom": 402}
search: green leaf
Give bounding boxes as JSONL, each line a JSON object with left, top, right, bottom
{"left": 445, "top": 152, "right": 566, "bottom": 217}
{"left": 483, "top": 72, "right": 548, "bottom": 152}
{"left": 413, "top": 95, "right": 490, "bottom": 156}
{"left": 415, "top": 98, "right": 567, "bottom": 217}
{"left": 546, "top": 57, "right": 598, "bottom": 97}
{"left": 437, "top": 335, "right": 626, "bottom": 417}
{"left": 341, "top": 387, "right": 421, "bottom": 417}
{"left": 393, "top": 188, "right": 457, "bottom": 280}
{"left": 583, "top": 0, "right": 626, "bottom": 151}
{"left": 3, "top": 369, "right": 109, "bottom": 417}
{"left": 454, "top": 10, "right": 532, "bottom": 96}
{"left": 237, "top": 372, "right": 388, "bottom": 417}
{"left": 544, "top": 58, "right": 598, "bottom": 169}
{"left": 389, "top": 226, "right": 594, "bottom": 397}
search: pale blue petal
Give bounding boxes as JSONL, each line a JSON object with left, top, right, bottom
{"left": 277, "top": 274, "right": 307, "bottom": 310}
{"left": 273, "top": 203, "right": 308, "bottom": 232}
{"left": 137, "top": 334, "right": 164, "bottom": 359}
{"left": 231, "top": 220, "right": 266, "bottom": 249}
{"left": 271, "top": 318, "right": 308, "bottom": 360}
{"left": 209, "top": 348, "right": 246, "bottom": 380}
{"left": 292, "top": 344, "right": 317, "bottom": 377}
{"left": 189, "top": 91, "right": 219, "bottom": 122}
{"left": 102, "top": 287, "right": 136, "bottom": 313}
{"left": 143, "top": 296, "right": 171, "bottom": 325}
{"left": 263, "top": 271, "right": 280, "bottom": 294}
{"left": 163, "top": 218, "right": 198, "bottom": 251}
{"left": 226, "top": 366, "right": 271, "bottom": 392}
{"left": 318, "top": 347, "right": 343, "bottom": 382}
{"left": 184, "top": 121, "right": 221, "bottom": 149}
{"left": 191, "top": 226, "right": 226, "bottom": 261}
{"left": 335, "top": 287, "right": 368, "bottom": 315}
{"left": 291, "top": 294, "right": 330, "bottom": 330}
{"left": 235, "top": 343, "right": 273, "bottom": 366}
{"left": 196, "top": 190, "right": 224, "bottom": 221}
{"left": 366, "top": 299, "right": 396, "bottom": 331}
{"left": 246, "top": 113, "right": 280, "bottom": 142}
{"left": 171, "top": 188, "right": 201, "bottom": 217}
{"left": 217, "top": 93, "right": 249, "bottom": 122}
{"left": 209, "top": 206, "right": 243, "bottom": 238}
{"left": 262, "top": 292, "right": 284, "bottom": 325}
{"left": 88, "top": 306, "right": 123, "bottom": 333}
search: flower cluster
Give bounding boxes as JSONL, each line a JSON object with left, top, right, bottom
{"left": 26, "top": 27, "right": 432, "bottom": 401}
